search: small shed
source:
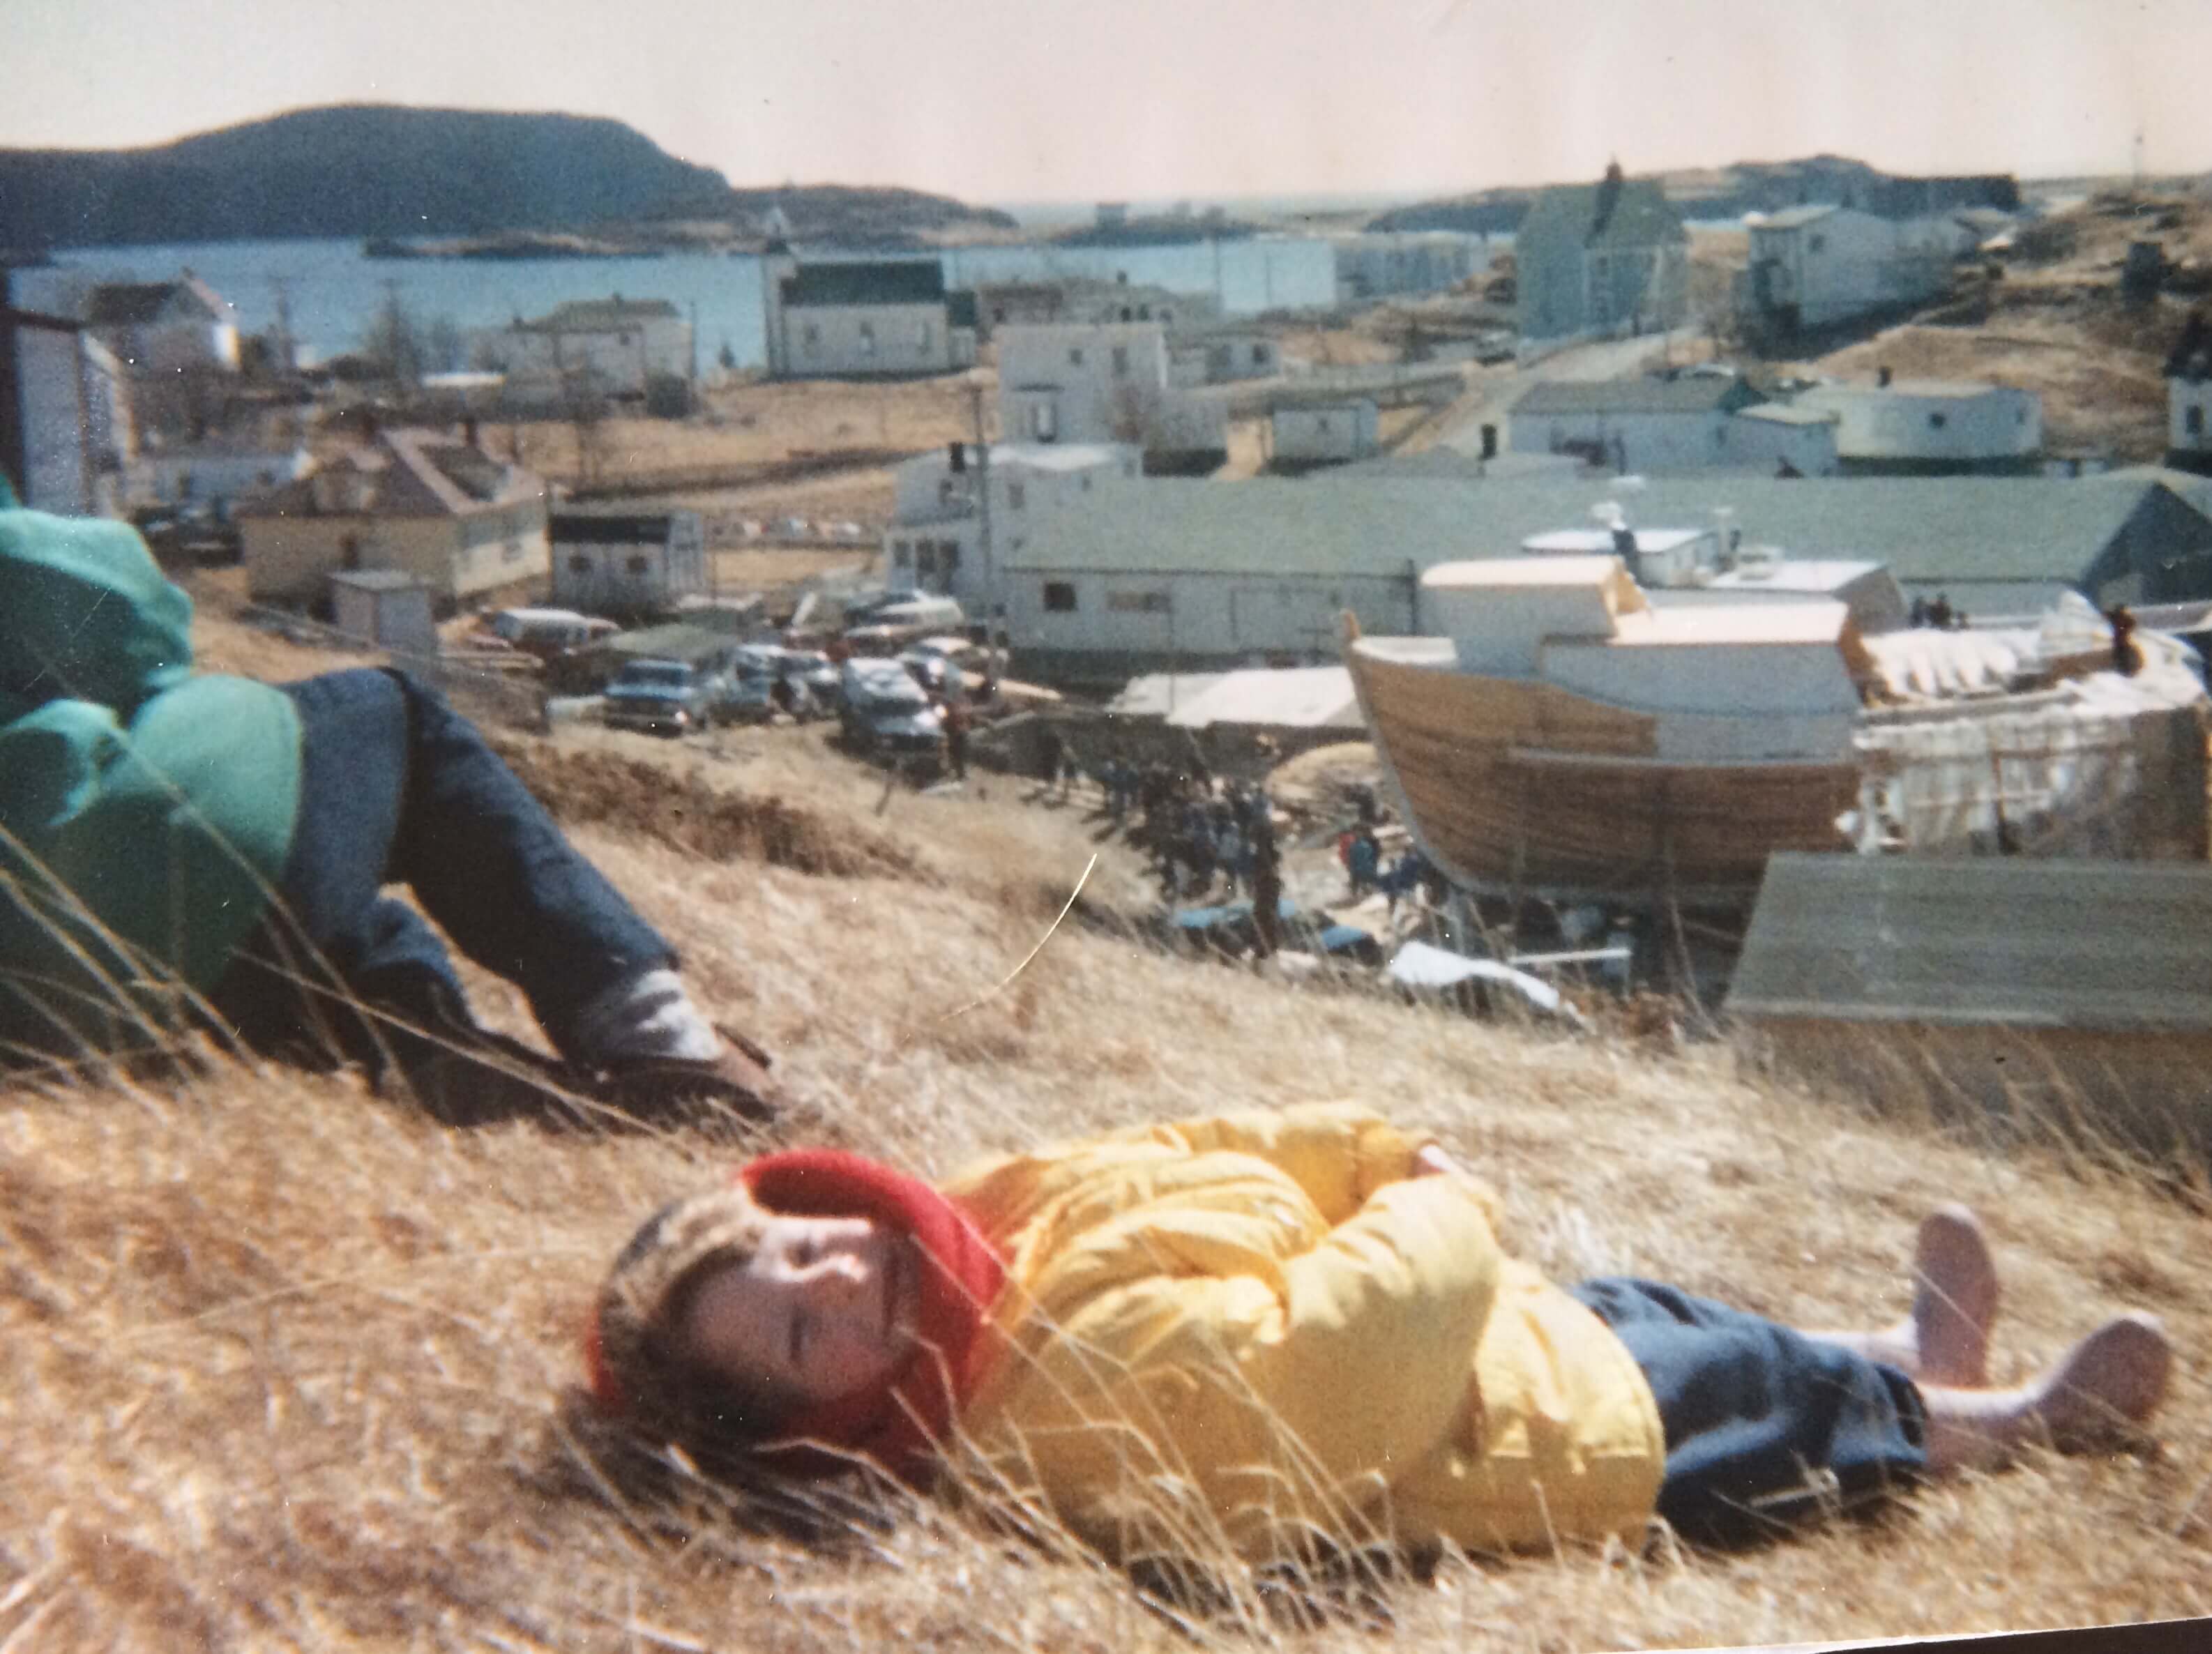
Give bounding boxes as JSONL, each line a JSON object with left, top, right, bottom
{"left": 1269, "top": 401, "right": 1380, "bottom": 472}
{"left": 329, "top": 570, "right": 437, "bottom": 659}
{"left": 1728, "top": 853, "right": 2212, "bottom": 1157}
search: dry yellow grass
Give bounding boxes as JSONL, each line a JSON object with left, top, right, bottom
{"left": 6, "top": 611, "right": 2211, "bottom": 1651}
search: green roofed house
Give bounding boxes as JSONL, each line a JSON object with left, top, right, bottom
{"left": 757, "top": 248, "right": 979, "bottom": 380}
{"left": 1515, "top": 162, "right": 1689, "bottom": 344}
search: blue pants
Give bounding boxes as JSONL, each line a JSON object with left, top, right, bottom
{"left": 209, "top": 669, "right": 673, "bottom": 1067}
{"left": 1570, "top": 1278, "right": 1929, "bottom": 1548}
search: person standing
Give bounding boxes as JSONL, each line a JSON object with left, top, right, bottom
{"left": 939, "top": 693, "right": 971, "bottom": 782}
{"left": 1248, "top": 794, "right": 1284, "bottom": 959}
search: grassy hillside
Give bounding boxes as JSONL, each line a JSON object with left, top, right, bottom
{"left": 5, "top": 609, "right": 2209, "bottom": 1651}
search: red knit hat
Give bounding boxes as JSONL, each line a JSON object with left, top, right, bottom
{"left": 589, "top": 1151, "right": 1008, "bottom": 1482}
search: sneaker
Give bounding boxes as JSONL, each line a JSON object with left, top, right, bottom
{"left": 592, "top": 1024, "right": 785, "bottom": 1123}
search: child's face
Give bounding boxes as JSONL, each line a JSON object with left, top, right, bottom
{"left": 680, "top": 1214, "right": 921, "bottom": 1406}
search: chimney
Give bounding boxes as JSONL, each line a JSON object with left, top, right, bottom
{"left": 948, "top": 440, "right": 967, "bottom": 473}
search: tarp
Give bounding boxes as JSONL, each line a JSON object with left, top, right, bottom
{"left": 1386, "top": 941, "right": 1580, "bottom": 1024}
{"left": 1161, "top": 665, "right": 1363, "bottom": 732}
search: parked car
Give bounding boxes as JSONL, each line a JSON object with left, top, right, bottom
{"left": 487, "top": 607, "right": 620, "bottom": 663}
{"left": 781, "top": 649, "right": 842, "bottom": 705}
{"left": 838, "top": 658, "right": 943, "bottom": 757}
{"left": 600, "top": 658, "right": 722, "bottom": 737}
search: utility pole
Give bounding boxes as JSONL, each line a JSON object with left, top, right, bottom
{"left": 969, "top": 376, "right": 998, "bottom": 680}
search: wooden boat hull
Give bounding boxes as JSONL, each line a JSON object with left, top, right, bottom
{"left": 1347, "top": 642, "right": 1861, "bottom": 905}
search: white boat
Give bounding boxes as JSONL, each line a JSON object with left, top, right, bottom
{"left": 1343, "top": 555, "right": 2209, "bottom": 908}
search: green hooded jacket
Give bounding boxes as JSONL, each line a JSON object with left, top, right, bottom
{"left": 0, "top": 490, "right": 303, "bottom": 1052}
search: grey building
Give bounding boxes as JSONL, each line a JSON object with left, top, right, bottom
{"left": 1515, "top": 164, "right": 1690, "bottom": 344}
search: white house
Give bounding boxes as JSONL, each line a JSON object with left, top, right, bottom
{"left": 1, "top": 307, "right": 134, "bottom": 515}
{"left": 1269, "top": 401, "right": 1380, "bottom": 471}
{"left": 82, "top": 274, "right": 241, "bottom": 377}
{"left": 1727, "top": 402, "right": 1843, "bottom": 476}
{"left": 1789, "top": 376, "right": 2043, "bottom": 473}
{"left": 759, "top": 252, "right": 978, "bottom": 379}
{"left": 995, "top": 321, "right": 1229, "bottom": 473}
{"left": 884, "top": 441, "right": 1143, "bottom": 608}
{"left": 477, "top": 297, "right": 692, "bottom": 404}
{"left": 239, "top": 427, "right": 549, "bottom": 611}
{"left": 550, "top": 508, "right": 707, "bottom": 618}
{"left": 1739, "top": 205, "right": 1956, "bottom": 335}
{"left": 2167, "top": 317, "right": 2211, "bottom": 475}
{"left": 129, "top": 441, "right": 309, "bottom": 515}
{"left": 1507, "top": 372, "right": 1768, "bottom": 473}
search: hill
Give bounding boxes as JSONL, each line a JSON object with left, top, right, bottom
{"left": 1367, "top": 155, "right": 2017, "bottom": 235}
{"left": 4, "top": 603, "right": 2208, "bottom": 1650}
{"left": 0, "top": 104, "right": 1016, "bottom": 250}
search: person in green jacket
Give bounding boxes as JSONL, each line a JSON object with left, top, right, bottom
{"left": 0, "top": 486, "right": 780, "bottom": 1121}
{"left": 588, "top": 1102, "right": 2172, "bottom": 1558}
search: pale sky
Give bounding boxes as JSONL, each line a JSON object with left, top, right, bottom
{"left": 7, "top": 0, "right": 2206, "bottom": 206}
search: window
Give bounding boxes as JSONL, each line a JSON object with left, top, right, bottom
{"left": 919, "top": 321, "right": 933, "bottom": 351}
{"left": 1252, "top": 344, "right": 1270, "bottom": 367}
{"left": 1808, "top": 234, "right": 1827, "bottom": 255}
{"left": 939, "top": 543, "right": 960, "bottom": 575}
{"left": 1006, "top": 480, "right": 1026, "bottom": 510}
{"left": 918, "top": 543, "right": 939, "bottom": 577}
{"left": 1068, "top": 347, "right": 1086, "bottom": 367}
{"left": 2189, "top": 405, "right": 2206, "bottom": 438}
{"left": 1929, "top": 412, "right": 1948, "bottom": 430}
{"left": 1043, "top": 581, "right": 1077, "bottom": 612}
{"left": 802, "top": 321, "right": 820, "bottom": 349}
{"left": 569, "top": 554, "right": 593, "bottom": 575}
{"left": 1112, "top": 344, "right": 1129, "bottom": 378}
{"left": 893, "top": 539, "right": 912, "bottom": 568}
{"left": 859, "top": 321, "right": 877, "bottom": 358}
{"left": 1107, "top": 589, "right": 1172, "bottom": 613}
{"left": 1029, "top": 402, "right": 1057, "bottom": 441}
{"left": 626, "top": 554, "right": 651, "bottom": 575}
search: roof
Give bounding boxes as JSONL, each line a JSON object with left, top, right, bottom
{"left": 244, "top": 427, "right": 544, "bottom": 519}
{"left": 1425, "top": 554, "right": 1625, "bottom": 590}
{"left": 1517, "top": 172, "right": 1686, "bottom": 250}
{"left": 781, "top": 260, "right": 947, "bottom": 308}
{"left": 328, "top": 570, "right": 426, "bottom": 592}
{"left": 522, "top": 298, "right": 681, "bottom": 331}
{"left": 1002, "top": 473, "right": 2201, "bottom": 587}
{"left": 1798, "top": 379, "right": 2022, "bottom": 404}
{"left": 1105, "top": 672, "right": 1229, "bottom": 718}
{"left": 1513, "top": 375, "right": 1757, "bottom": 417}
{"left": 84, "top": 282, "right": 183, "bottom": 326}
{"left": 1752, "top": 205, "right": 1842, "bottom": 230}
{"left": 1524, "top": 528, "right": 1711, "bottom": 556}
{"left": 552, "top": 513, "right": 680, "bottom": 545}
{"left": 1736, "top": 401, "right": 1840, "bottom": 427}
{"left": 84, "top": 276, "right": 227, "bottom": 326}
{"left": 1727, "top": 853, "right": 2212, "bottom": 1031}
{"left": 946, "top": 291, "right": 980, "bottom": 328}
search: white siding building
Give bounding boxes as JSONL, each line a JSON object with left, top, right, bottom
{"left": 130, "top": 443, "right": 308, "bottom": 513}
{"left": 1, "top": 308, "right": 134, "bottom": 515}
{"left": 884, "top": 441, "right": 1142, "bottom": 609}
{"left": 1269, "top": 401, "right": 1380, "bottom": 470}
{"left": 759, "top": 253, "right": 978, "bottom": 380}
{"left": 1507, "top": 372, "right": 1769, "bottom": 473}
{"left": 478, "top": 298, "right": 692, "bottom": 403}
{"left": 996, "top": 321, "right": 1229, "bottom": 473}
{"left": 82, "top": 274, "right": 241, "bottom": 376}
{"left": 1790, "top": 377, "right": 2042, "bottom": 473}
{"left": 550, "top": 508, "right": 707, "bottom": 619}
{"left": 1740, "top": 206, "right": 1956, "bottom": 335}
{"left": 2167, "top": 319, "right": 2211, "bottom": 474}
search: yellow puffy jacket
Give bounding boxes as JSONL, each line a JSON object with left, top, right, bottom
{"left": 941, "top": 1102, "right": 1665, "bottom": 1564}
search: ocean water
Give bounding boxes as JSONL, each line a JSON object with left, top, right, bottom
{"left": 13, "top": 234, "right": 1347, "bottom": 373}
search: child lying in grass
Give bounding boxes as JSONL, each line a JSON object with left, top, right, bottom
{"left": 0, "top": 485, "right": 780, "bottom": 1122}
{"left": 590, "top": 1101, "right": 2171, "bottom": 1557}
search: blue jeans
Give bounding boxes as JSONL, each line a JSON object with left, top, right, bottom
{"left": 1570, "top": 1278, "right": 1929, "bottom": 1549}
{"left": 209, "top": 669, "right": 673, "bottom": 1066}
